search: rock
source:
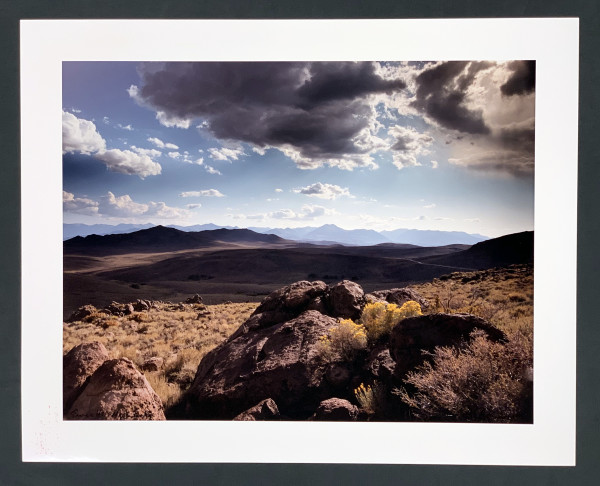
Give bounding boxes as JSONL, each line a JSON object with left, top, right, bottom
{"left": 325, "top": 363, "right": 352, "bottom": 387}
{"left": 63, "top": 342, "right": 109, "bottom": 413}
{"left": 66, "top": 305, "right": 97, "bottom": 322}
{"left": 327, "top": 280, "right": 365, "bottom": 319}
{"left": 311, "top": 398, "right": 359, "bottom": 421}
{"left": 103, "top": 301, "right": 124, "bottom": 316}
{"left": 66, "top": 358, "right": 166, "bottom": 420}
{"left": 364, "top": 344, "right": 396, "bottom": 381}
{"left": 124, "top": 303, "right": 134, "bottom": 315}
{"left": 186, "top": 294, "right": 204, "bottom": 304}
{"left": 389, "top": 313, "right": 507, "bottom": 376}
{"left": 233, "top": 398, "right": 280, "bottom": 421}
{"left": 141, "top": 356, "right": 164, "bottom": 372}
{"left": 185, "top": 310, "right": 342, "bottom": 419}
{"left": 134, "top": 299, "right": 151, "bottom": 311}
{"left": 366, "top": 288, "right": 429, "bottom": 310}
{"left": 253, "top": 281, "right": 328, "bottom": 315}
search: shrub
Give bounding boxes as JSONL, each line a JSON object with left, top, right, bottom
{"left": 360, "top": 301, "right": 422, "bottom": 341}
{"left": 354, "top": 381, "right": 385, "bottom": 415}
{"left": 318, "top": 319, "right": 367, "bottom": 362}
{"left": 398, "top": 330, "right": 533, "bottom": 423}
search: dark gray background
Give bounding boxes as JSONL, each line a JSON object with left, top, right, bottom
{"left": 1, "top": 1, "right": 597, "bottom": 484}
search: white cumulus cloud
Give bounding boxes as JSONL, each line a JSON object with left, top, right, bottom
{"left": 62, "top": 111, "right": 106, "bottom": 154}
{"left": 62, "top": 191, "right": 99, "bottom": 215}
{"left": 208, "top": 147, "right": 246, "bottom": 162}
{"left": 179, "top": 189, "right": 225, "bottom": 198}
{"left": 293, "top": 182, "right": 353, "bottom": 200}
{"left": 94, "top": 149, "right": 161, "bottom": 178}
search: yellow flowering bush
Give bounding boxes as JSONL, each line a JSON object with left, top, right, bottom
{"left": 318, "top": 319, "right": 368, "bottom": 361}
{"left": 354, "top": 381, "right": 384, "bottom": 415}
{"left": 360, "top": 300, "right": 422, "bottom": 341}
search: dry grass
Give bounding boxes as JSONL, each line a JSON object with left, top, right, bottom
{"left": 63, "top": 301, "right": 258, "bottom": 408}
{"left": 409, "top": 264, "right": 533, "bottom": 338}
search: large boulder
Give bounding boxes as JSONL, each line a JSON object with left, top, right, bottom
{"left": 327, "top": 280, "right": 365, "bottom": 319}
{"left": 311, "top": 398, "right": 359, "bottom": 421}
{"left": 389, "top": 313, "right": 507, "bottom": 376}
{"left": 233, "top": 398, "right": 280, "bottom": 421}
{"left": 366, "top": 288, "right": 429, "bottom": 310}
{"left": 63, "top": 341, "right": 109, "bottom": 413}
{"left": 185, "top": 310, "right": 343, "bottom": 419}
{"left": 66, "top": 358, "right": 166, "bottom": 420}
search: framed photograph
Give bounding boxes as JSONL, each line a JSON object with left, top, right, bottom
{"left": 20, "top": 18, "right": 578, "bottom": 465}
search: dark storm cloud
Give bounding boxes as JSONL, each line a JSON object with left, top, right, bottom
{"left": 500, "top": 61, "right": 536, "bottom": 96}
{"left": 411, "top": 61, "right": 494, "bottom": 134}
{"left": 132, "top": 62, "right": 407, "bottom": 167}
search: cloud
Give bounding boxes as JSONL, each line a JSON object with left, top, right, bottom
{"left": 128, "top": 85, "right": 192, "bottom": 129}
{"left": 270, "top": 204, "right": 335, "bottom": 220}
{"left": 423, "top": 203, "right": 436, "bottom": 209}
{"left": 430, "top": 160, "right": 439, "bottom": 169}
{"left": 406, "top": 61, "right": 535, "bottom": 178}
{"left": 62, "top": 111, "right": 106, "bottom": 154}
{"left": 464, "top": 218, "right": 480, "bottom": 223}
{"left": 96, "top": 191, "right": 188, "bottom": 219}
{"left": 411, "top": 61, "right": 494, "bottom": 134}
{"left": 129, "top": 62, "right": 407, "bottom": 170}
{"left": 208, "top": 147, "right": 246, "bottom": 162}
{"left": 205, "top": 165, "right": 222, "bottom": 175}
{"left": 275, "top": 188, "right": 283, "bottom": 193}
{"left": 293, "top": 182, "right": 353, "bottom": 200}
{"left": 103, "top": 116, "right": 110, "bottom": 125}
{"left": 389, "top": 125, "right": 433, "bottom": 170}
{"left": 501, "top": 61, "right": 535, "bottom": 96}
{"left": 179, "top": 189, "right": 225, "bottom": 198}
{"left": 168, "top": 151, "right": 182, "bottom": 159}
{"left": 130, "top": 146, "right": 162, "bottom": 158}
{"left": 117, "top": 123, "right": 133, "bottom": 131}
{"left": 94, "top": 149, "right": 162, "bottom": 178}
{"left": 62, "top": 191, "right": 98, "bottom": 215}
{"left": 147, "top": 137, "right": 179, "bottom": 150}
{"left": 70, "top": 108, "right": 81, "bottom": 113}
{"left": 186, "top": 203, "right": 201, "bottom": 209}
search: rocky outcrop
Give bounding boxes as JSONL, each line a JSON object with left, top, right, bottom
{"left": 66, "top": 305, "right": 97, "bottom": 323}
{"left": 66, "top": 358, "right": 166, "bottom": 420}
{"left": 327, "top": 280, "right": 365, "bottom": 319}
{"left": 311, "top": 398, "right": 359, "bottom": 421}
{"left": 366, "top": 288, "right": 429, "bottom": 310}
{"left": 186, "top": 294, "right": 204, "bottom": 304}
{"left": 185, "top": 310, "right": 343, "bottom": 419}
{"left": 63, "top": 341, "right": 109, "bottom": 413}
{"left": 233, "top": 398, "right": 280, "bottom": 421}
{"left": 389, "top": 313, "right": 507, "bottom": 376}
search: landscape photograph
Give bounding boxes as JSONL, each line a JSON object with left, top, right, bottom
{"left": 62, "top": 60, "right": 535, "bottom": 423}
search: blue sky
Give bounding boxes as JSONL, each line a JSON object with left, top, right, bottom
{"left": 62, "top": 61, "right": 535, "bottom": 238}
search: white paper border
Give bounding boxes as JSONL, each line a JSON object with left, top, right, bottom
{"left": 21, "top": 18, "right": 578, "bottom": 465}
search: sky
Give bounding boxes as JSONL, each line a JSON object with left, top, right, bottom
{"left": 62, "top": 61, "right": 535, "bottom": 238}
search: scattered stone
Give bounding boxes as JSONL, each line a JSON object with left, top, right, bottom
{"left": 233, "top": 398, "right": 280, "bottom": 421}
{"left": 66, "top": 358, "right": 166, "bottom": 420}
{"left": 141, "top": 357, "right": 164, "bottom": 372}
{"left": 186, "top": 294, "right": 204, "bottom": 304}
{"left": 66, "top": 305, "right": 97, "bottom": 323}
{"left": 311, "top": 398, "right": 359, "bottom": 421}
{"left": 134, "top": 299, "right": 151, "bottom": 312}
{"left": 327, "top": 280, "right": 365, "bottom": 319}
{"left": 63, "top": 341, "right": 109, "bottom": 413}
{"left": 389, "top": 313, "right": 507, "bottom": 376}
{"left": 124, "top": 303, "right": 134, "bottom": 315}
{"left": 366, "top": 288, "right": 429, "bottom": 310}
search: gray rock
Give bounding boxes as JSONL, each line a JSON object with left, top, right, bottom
{"left": 327, "top": 280, "right": 365, "bottom": 319}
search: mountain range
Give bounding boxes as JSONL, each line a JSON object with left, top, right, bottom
{"left": 64, "top": 222, "right": 488, "bottom": 247}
